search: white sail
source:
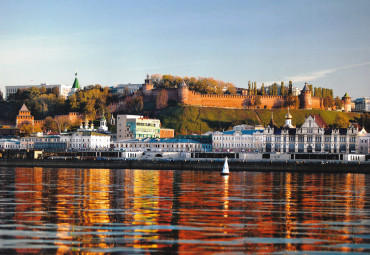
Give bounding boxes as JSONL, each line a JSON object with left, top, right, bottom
{"left": 221, "top": 157, "right": 230, "bottom": 175}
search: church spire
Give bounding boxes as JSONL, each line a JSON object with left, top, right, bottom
{"left": 72, "top": 72, "right": 80, "bottom": 89}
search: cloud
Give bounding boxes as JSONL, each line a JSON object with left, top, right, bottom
{"left": 286, "top": 62, "right": 370, "bottom": 83}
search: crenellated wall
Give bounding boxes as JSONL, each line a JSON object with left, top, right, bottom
{"left": 142, "top": 86, "right": 325, "bottom": 109}
{"left": 311, "top": 97, "right": 323, "bottom": 109}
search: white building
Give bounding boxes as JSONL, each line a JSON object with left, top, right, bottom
{"left": 113, "top": 138, "right": 202, "bottom": 152}
{"left": 116, "top": 115, "right": 160, "bottom": 140}
{"left": 60, "top": 131, "right": 110, "bottom": 150}
{"left": 0, "top": 139, "right": 21, "bottom": 149}
{"left": 358, "top": 129, "right": 370, "bottom": 154}
{"left": 212, "top": 130, "right": 264, "bottom": 152}
{"left": 111, "top": 83, "right": 142, "bottom": 95}
{"left": 354, "top": 97, "right": 370, "bottom": 112}
{"left": 6, "top": 84, "right": 71, "bottom": 99}
{"left": 263, "top": 113, "right": 359, "bottom": 153}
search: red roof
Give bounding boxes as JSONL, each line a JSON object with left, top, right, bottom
{"left": 313, "top": 114, "right": 326, "bottom": 128}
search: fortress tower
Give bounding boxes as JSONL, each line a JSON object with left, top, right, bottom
{"left": 299, "top": 83, "right": 312, "bottom": 109}
{"left": 178, "top": 81, "right": 189, "bottom": 104}
{"left": 142, "top": 74, "right": 153, "bottom": 96}
{"left": 342, "top": 93, "right": 351, "bottom": 112}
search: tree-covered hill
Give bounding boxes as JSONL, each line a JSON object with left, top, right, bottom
{"left": 156, "top": 106, "right": 366, "bottom": 135}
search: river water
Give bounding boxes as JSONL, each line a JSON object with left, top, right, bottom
{"left": 0, "top": 167, "right": 369, "bottom": 254}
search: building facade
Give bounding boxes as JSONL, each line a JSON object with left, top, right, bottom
{"left": 6, "top": 84, "right": 71, "bottom": 99}
{"left": 160, "top": 128, "right": 175, "bottom": 138}
{"left": 212, "top": 130, "right": 264, "bottom": 152}
{"left": 116, "top": 115, "right": 160, "bottom": 140}
{"left": 263, "top": 114, "right": 358, "bottom": 153}
{"left": 113, "top": 138, "right": 202, "bottom": 152}
{"left": 354, "top": 97, "right": 370, "bottom": 112}
{"left": 358, "top": 129, "right": 370, "bottom": 154}
{"left": 110, "top": 83, "right": 142, "bottom": 95}
{"left": 60, "top": 131, "right": 110, "bottom": 150}
{"left": 0, "top": 139, "right": 20, "bottom": 149}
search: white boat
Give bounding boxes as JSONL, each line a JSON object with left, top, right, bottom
{"left": 221, "top": 157, "right": 230, "bottom": 175}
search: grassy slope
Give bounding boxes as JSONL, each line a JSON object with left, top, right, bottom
{"left": 156, "top": 106, "right": 362, "bottom": 135}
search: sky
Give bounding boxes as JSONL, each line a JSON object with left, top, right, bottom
{"left": 0, "top": 0, "right": 369, "bottom": 98}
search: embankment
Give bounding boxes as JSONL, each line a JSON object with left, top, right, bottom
{"left": 0, "top": 159, "right": 369, "bottom": 173}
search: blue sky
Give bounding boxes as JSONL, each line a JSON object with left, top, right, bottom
{"left": 0, "top": 0, "right": 369, "bottom": 98}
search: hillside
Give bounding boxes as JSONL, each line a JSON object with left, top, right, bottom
{"left": 156, "top": 106, "right": 363, "bottom": 135}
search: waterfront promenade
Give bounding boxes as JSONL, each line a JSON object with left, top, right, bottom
{"left": 1, "top": 158, "right": 369, "bottom": 173}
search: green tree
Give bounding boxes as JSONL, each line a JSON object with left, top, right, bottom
{"left": 288, "top": 81, "right": 293, "bottom": 95}
{"left": 43, "top": 116, "right": 57, "bottom": 132}
{"left": 280, "top": 82, "right": 285, "bottom": 96}
{"left": 334, "top": 96, "right": 343, "bottom": 110}
{"left": 260, "top": 83, "right": 265, "bottom": 95}
{"left": 333, "top": 114, "right": 348, "bottom": 128}
{"left": 323, "top": 96, "right": 333, "bottom": 109}
{"left": 254, "top": 96, "right": 261, "bottom": 108}
{"left": 20, "top": 124, "right": 33, "bottom": 135}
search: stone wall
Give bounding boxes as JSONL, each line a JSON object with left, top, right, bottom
{"left": 142, "top": 86, "right": 325, "bottom": 110}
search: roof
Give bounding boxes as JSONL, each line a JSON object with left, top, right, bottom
{"left": 116, "top": 138, "right": 201, "bottom": 144}
{"left": 72, "top": 73, "right": 80, "bottom": 89}
{"left": 285, "top": 109, "right": 292, "bottom": 119}
{"left": 339, "top": 128, "right": 348, "bottom": 135}
{"left": 343, "top": 92, "right": 350, "bottom": 98}
{"left": 313, "top": 114, "right": 327, "bottom": 128}
{"left": 302, "top": 83, "right": 310, "bottom": 91}
{"left": 180, "top": 81, "right": 187, "bottom": 87}
{"left": 274, "top": 128, "right": 282, "bottom": 135}
{"left": 288, "top": 128, "right": 297, "bottom": 135}
{"left": 222, "top": 130, "right": 262, "bottom": 135}
{"left": 19, "top": 103, "right": 30, "bottom": 112}
{"left": 75, "top": 131, "right": 110, "bottom": 136}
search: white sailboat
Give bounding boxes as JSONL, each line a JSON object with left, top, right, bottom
{"left": 221, "top": 157, "right": 230, "bottom": 175}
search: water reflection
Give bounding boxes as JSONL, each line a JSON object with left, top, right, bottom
{"left": 0, "top": 167, "right": 369, "bottom": 254}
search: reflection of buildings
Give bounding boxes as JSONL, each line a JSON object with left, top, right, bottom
{"left": 9, "top": 168, "right": 369, "bottom": 254}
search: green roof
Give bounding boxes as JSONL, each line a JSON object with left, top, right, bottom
{"left": 72, "top": 73, "right": 80, "bottom": 89}
{"left": 343, "top": 92, "right": 350, "bottom": 98}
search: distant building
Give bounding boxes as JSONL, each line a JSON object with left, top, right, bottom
{"left": 0, "top": 139, "right": 20, "bottom": 149}
{"left": 20, "top": 135, "right": 63, "bottom": 150}
{"left": 160, "top": 128, "right": 175, "bottom": 138}
{"left": 358, "top": 129, "right": 370, "bottom": 154}
{"left": 6, "top": 84, "right": 71, "bottom": 99}
{"left": 354, "top": 97, "right": 370, "bottom": 112}
{"left": 60, "top": 131, "right": 110, "bottom": 150}
{"left": 263, "top": 112, "right": 358, "bottom": 153}
{"left": 116, "top": 115, "right": 160, "bottom": 140}
{"left": 113, "top": 138, "right": 202, "bottom": 152}
{"left": 212, "top": 130, "right": 264, "bottom": 152}
{"left": 292, "top": 86, "right": 301, "bottom": 96}
{"left": 110, "top": 83, "right": 142, "bottom": 95}
{"left": 177, "top": 134, "right": 213, "bottom": 152}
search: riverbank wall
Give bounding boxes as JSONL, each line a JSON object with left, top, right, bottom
{"left": 0, "top": 159, "right": 369, "bottom": 173}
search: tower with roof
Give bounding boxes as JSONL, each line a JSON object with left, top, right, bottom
{"left": 16, "top": 104, "right": 34, "bottom": 128}
{"left": 98, "top": 111, "right": 108, "bottom": 132}
{"left": 284, "top": 108, "right": 294, "bottom": 128}
{"left": 178, "top": 80, "right": 189, "bottom": 104}
{"left": 342, "top": 92, "right": 351, "bottom": 112}
{"left": 69, "top": 73, "right": 80, "bottom": 97}
{"left": 142, "top": 74, "right": 153, "bottom": 96}
{"left": 299, "top": 83, "right": 312, "bottom": 109}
